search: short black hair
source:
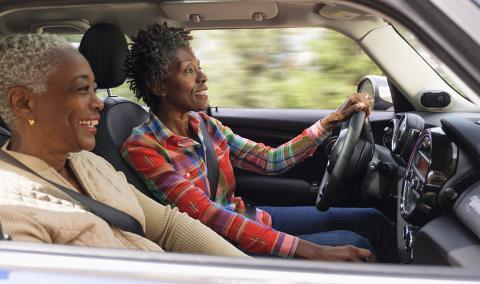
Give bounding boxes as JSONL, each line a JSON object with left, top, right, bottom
{"left": 125, "top": 23, "right": 192, "bottom": 109}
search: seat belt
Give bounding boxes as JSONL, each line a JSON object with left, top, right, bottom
{"left": 0, "top": 151, "right": 145, "bottom": 237}
{"left": 193, "top": 112, "right": 219, "bottom": 202}
{"left": 0, "top": 223, "right": 11, "bottom": 241}
{"left": 193, "top": 113, "right": 257, "bottom": 220}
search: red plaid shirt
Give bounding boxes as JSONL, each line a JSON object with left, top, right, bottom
{"left": 122, "top": 111, "right": 329, "bottom": 257}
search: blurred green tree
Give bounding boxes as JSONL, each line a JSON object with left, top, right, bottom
{"left": 192, "top": 28, "right": 383, "bottom": 109}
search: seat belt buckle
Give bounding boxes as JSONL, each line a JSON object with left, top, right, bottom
{"left": 0, "top": 233, "right": 11, "bottom": 241}
{"left": 0, "top": 224, "right": 11, "bottom": 241}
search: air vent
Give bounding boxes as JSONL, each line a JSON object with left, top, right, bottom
{"left": 382, "top": 119, "right": 396, "bottom": 148}
{"left": 383, "top": 126, "right": 393, "bottom": 147}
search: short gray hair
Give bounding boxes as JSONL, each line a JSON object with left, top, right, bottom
{"left": 0, "top": 33, "right": 71, "bottom": 128}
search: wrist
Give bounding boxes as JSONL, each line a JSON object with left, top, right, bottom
{"left": 320, "top": 114, "right": 338, "bottom": 131}
{"left": 294, "top": 239, "right": 320, "bottom": 259}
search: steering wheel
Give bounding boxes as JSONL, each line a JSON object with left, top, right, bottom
{"left": 316, "top": 111, "right": 374, "bottom": 211}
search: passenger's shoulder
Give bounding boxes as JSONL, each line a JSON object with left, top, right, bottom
{"left": 73, "top": 151, "right": 117, "bottom": 172}
{"left": 74, "top": 150, "right": 104, "bottom": 161}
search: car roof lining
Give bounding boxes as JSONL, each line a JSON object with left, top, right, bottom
{"left": 0, "top": 1, "right": 383, "bottom": 39}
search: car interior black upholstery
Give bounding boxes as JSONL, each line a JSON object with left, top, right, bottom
{"left": 0, "top": 118, "right": 10, "bottom": 147}
{"left": 79, "top": 23, "right": 153, "bottom": 198}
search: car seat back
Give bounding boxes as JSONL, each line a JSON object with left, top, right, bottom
{"left": 79, "top": 23, "right": 153, "bottom": 198}
{"left": 0, "top": 119, "right": 10, "bottom": 147}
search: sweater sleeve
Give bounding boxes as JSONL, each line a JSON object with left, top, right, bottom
{"left": 131, "top": 187, "right": 247, "bottom": 257}
{"left": 122, "top": 140, "right": 299, "bottom": 258}
{"left": 211, "top": 117, "right": 331, "bottom": 175}
{"left": 0, "top": 208, "right": 52, "bottom": 244}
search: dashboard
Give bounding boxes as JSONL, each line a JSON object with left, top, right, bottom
{"left": 358, "top": 76, "right": 480, "bottom": 266}
{"left": 400, "top": 128, "right": 457, "bottom": 225}
{"left": 380, "top": 112, "right": 480, "bottom": 264}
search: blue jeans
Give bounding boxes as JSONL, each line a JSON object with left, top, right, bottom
{"left": 259, "top": 206, "right": 396, "bottom": 262}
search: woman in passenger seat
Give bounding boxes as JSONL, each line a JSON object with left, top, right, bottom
{"left": 122, "top": 23, "right": 396, "bottom": 262}
{"left": 0, "top": 33, "right": 246, "bottom": 257}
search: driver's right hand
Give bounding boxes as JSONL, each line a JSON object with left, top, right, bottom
{"left": 294, "top": 239, "right": 376, "bottom": 262}
{"left": 320, "top": 93, "right": 373, "bottom": 131}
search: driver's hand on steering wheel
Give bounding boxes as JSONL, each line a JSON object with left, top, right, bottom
{"left": 320, "top": 93, "right": 372, "bottom": 131}
{"left": 294, "top": 239, "right": 376, "bottom": 262}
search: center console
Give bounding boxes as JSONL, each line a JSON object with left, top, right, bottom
{"left": 399, "top": 128, "right": 457, "bottom": 261}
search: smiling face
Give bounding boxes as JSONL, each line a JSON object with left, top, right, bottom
{"left": 30, "top": 48, "right": 103, "bottom": 153}
{"left": 160, "top": 46, "right": 209, "bottom": 113}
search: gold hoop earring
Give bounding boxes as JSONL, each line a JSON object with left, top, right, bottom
{"left": 28, "top": 119, "right": 35, "bottom": 126}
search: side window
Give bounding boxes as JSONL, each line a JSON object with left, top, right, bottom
{"left": 191, "top": 28, "right": 391, "bottom": 110}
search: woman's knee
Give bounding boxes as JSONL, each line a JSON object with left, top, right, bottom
{"left": 361, "top": 208, "right": 392, "bottom": 228}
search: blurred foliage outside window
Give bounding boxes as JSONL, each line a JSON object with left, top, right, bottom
{"left": 190, "top": 28, "right": 383, "bottom": 109}
{"left": 62, "top": 28, "right": 385, "bottom": 109}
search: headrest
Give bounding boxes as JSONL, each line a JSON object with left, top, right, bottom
{"left": 79, "top": 23, "right": 127, "bottom": 89}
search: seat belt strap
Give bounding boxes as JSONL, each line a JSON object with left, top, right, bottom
{"left": 0, "top": 151, "right": 145, "bottom": 237}
{"left": 193, "top": 112, "right": 219, "bottom": 202}
{"left": 193, "top": 113, "right": 257, "bottom": 220}
{"left": 0, "top": 223, "right": 11, "bottom": 241}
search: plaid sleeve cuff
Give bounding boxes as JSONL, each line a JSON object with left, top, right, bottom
{"left": 272, "top": 233, "right": 300, "bottom": 258}
{"left": 306, "top": 120, "right": 331, "bottom": 144}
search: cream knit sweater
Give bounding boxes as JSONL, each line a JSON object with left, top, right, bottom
{"left": 0, "top": 142, "right": 246, "bottom": 257}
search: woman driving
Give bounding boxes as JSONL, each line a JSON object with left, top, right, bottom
{"left": 0, "top": 33, "right": 245, "bottom": 257}
{"left": 122, "top": 23, "right": 396, "bottom": 262}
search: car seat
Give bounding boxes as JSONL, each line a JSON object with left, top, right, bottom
{"left": 0, "top": 119, "right": 11, "bottom": 147}
{"left": 79, "top": 23, "right": 153, "bottom": 198}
